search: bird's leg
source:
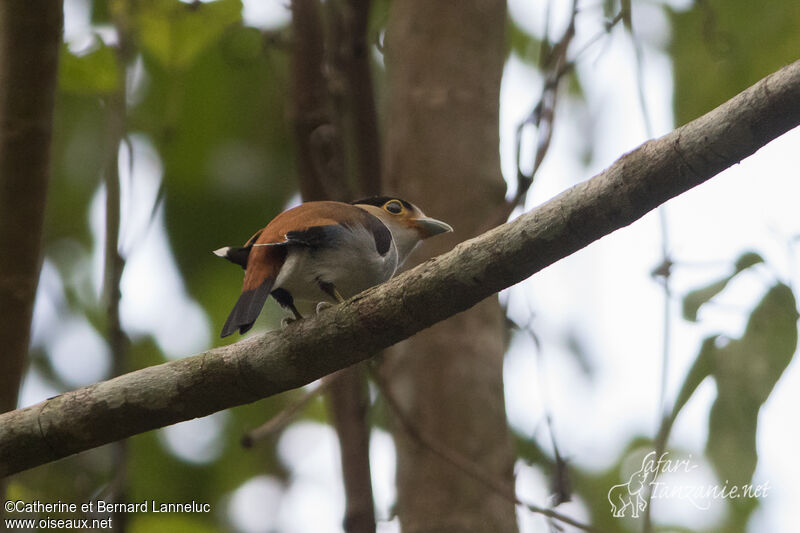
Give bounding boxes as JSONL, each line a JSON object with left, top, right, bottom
{"left": 318, "top": 280, "right": 346, "bottom": 303}
{"left": 272, "top": 288, "right": 303, "bottom": 327}
{"left": 316, "top": 280, "right": 345, "bottom": 315}
{"left": 287, "top": 302, "right": 303, "bottom": 320}
{"left": 280, "top": 304, "right": 303, "bottom": 328}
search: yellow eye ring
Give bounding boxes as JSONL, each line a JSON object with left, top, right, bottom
{"left": 384, "top": 200, "right": 403, "bottom": 214}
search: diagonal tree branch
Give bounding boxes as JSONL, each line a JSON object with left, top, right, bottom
{"left": 1, "top": 59, "right": 799, "bottom": 477}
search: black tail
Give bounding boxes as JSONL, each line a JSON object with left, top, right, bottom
{"left": 220, "top": 280, "right": 273, "bottom": 337}
{"left": 213, "top": 246, "right": 251, "bottom": 269}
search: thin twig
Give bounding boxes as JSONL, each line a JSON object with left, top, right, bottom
{"left": 103, "top": 43, "right": 131, "bottom": 533}
{"left": 509, "top": 295, "right": 574, "bottom": 511}
{"left": 241, "top": 378, "right": 334, "bottom": 448}
{"left": 371, "top": 369, "right": 599, "bottom": 532}
{"left": 486, "top": 7, "right": 624, "bottom": 231}
{"left": 625, "top": 5, "right": 673, "bottom": 530}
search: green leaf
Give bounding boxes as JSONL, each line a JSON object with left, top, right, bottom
{"left": 506, "top": 17, "right": 541, "bottom": 65}
{"left": 221, "top": 25, "right": 263, "bottom": 64}
{"left": 672, "top": 335, "right": 716, "bottom": 419}
{"left": 602, "top": 0, "right": 614, "bottom": 19}
{"left": 59, "top": 41, "right": 122, "bottom": 94}
{"left": 620, "top": 0, "right": 632, "bottom": 31}
{"left": 670, "top": 0, "right": 800, "bottom": 125}
{"left": 706, "top": 283, "right": 798, "bottom": 485}
{"left": 135, "top": 0, "right": 243, "bottom": 70}
{"left": 734, "top": 251, "right": 764, "bottom": 271}
{"left": 369, "top": 0, "right": 391, "bottom": 38}
{"left": 683, "top": 278, "right": 730, "bottom": 322}
{"left": 130, "top": 515, "right": 221, "bottom": 533}
{"left": 656, "top": 335, "right": 715, "bottom": 447}
{"left": 669, "top": 283, "right": 797, "bottom": 491}
{"left": 47, "top": 91, "right": 107, "bottom": 248}
{"left": 682, "top": 251, "right": 764, "bottom": 321}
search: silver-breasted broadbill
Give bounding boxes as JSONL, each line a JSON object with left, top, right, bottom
{"left": 215, "top": 197, "right": 452, "bottom": 337}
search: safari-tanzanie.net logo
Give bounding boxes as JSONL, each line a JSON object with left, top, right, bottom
{"left": 607, "top": 451, "right": 770, "bottom": 518}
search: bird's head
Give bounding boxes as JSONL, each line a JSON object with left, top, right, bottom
{"left": 352, "top": 196, "right": 453, "bottom": 265}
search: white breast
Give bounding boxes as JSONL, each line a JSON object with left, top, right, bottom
{"left": 273, "top": 224, "right": 399, "bottom": 303}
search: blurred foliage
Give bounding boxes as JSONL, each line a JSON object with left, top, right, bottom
{"left": 507, "top": 17, "right": 542, "bottom": 65}
{"left": 665, "top": 272, "right": 798, "bottom": 531}
{"left": 129, "top": 0, "right": 243, "bottom": 70}
{"left": 670, "top": 0, "right": 800, "bottom": 124}
{"left": 130, "top": 515, "right": 221, "bottom": 533}
{"left": 8, "top": 0, "right": 800, "bottom": 532}
{"left": 19, "top": 0, "right": 302, "bottom": 530}
{"left": 706, "top": 283, "right": 796, "bottom": 527}
{"left": 682, "top": 251, "right": 764, "bottom": 321}
{"left": 60, "top": 39, "right": 122, "bottom": 94}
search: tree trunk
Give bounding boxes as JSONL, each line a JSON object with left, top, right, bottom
{"left": 288, "top": 2, "right": 378, "bottom": 531}
{"left": 0, "top": 0, "right": 62, "bottom": 515}
{"left": 381, "top": 1, "right": 517, "bottom": 532}
{"left": 0, "top": 0, "right": 62, "bottom": 415}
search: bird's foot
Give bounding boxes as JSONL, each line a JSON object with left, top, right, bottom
{"left": 316, "top": 301, "right": 334, "bottom": 314}
{"left": 318, "top": 281, "right": 346, "bottom": 304}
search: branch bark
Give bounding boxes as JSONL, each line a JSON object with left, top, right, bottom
{"left": 1, "top": 59, "right": 799, "bottom": 477}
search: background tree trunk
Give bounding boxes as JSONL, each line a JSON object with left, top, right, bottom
{"left": 380, "top": 1, "right": 517, "bottom": 532}
{"left": 0, "top": 0, "right": 62, "bottom": 515}
{"left": 0, "top": 0, "right": 62, "bottom": 415}
{"left": 289, "top": 2, "right": 378, "bottom": 531}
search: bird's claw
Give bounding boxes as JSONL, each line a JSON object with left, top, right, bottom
{"left": 316, "top": 301, "right": 334, "bottom": 314}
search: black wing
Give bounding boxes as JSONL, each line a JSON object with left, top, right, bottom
{"left": 286, "top": 218, "right": 391, "bottom": 257}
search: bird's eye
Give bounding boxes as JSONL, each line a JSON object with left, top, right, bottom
{"left": 384, "top": 200, "right": 403, "bottom": 214}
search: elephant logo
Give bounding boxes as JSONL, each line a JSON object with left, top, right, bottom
{"left": 608, "top": 461, "right": 650, "bottom": 518}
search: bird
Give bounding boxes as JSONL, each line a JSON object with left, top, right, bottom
{"left": 215, "top": 196, "right": 453, "bottom": 337}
